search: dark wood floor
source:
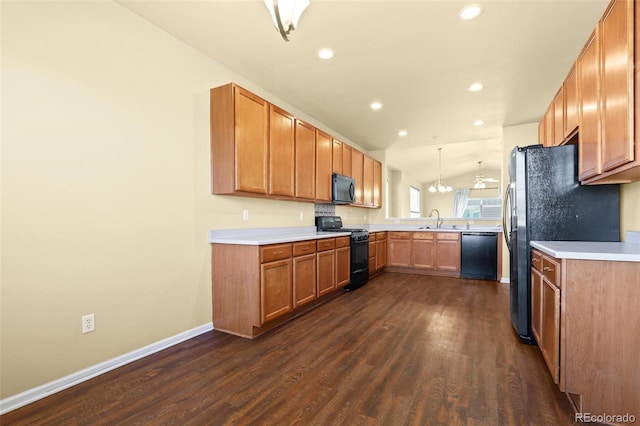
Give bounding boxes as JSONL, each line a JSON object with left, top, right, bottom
{"left": 2, "top": 273, "right": 577, "bottom": 425}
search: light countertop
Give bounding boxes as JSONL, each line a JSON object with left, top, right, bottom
{"left": 531, "top": 240, "right": 640, "bottom": 262}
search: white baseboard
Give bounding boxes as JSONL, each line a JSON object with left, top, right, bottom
{"left": 0, "top": 322, "right": 214, "bottom": 415}
{"left": 500, "top": 277, "right": 510, "bottom": 284}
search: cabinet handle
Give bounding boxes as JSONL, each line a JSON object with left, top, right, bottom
{"left": 275, "top": 251, "right": 283, "bottom": 254}
{"left": 532, "top": 258, "right": 539, "bottom": 262}
{"left": 543, "top": 266, "right": 554, "bottom": 272}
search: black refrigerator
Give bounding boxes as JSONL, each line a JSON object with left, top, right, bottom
{"left": 503, "top": 144, "right": 620, "bottom": 344}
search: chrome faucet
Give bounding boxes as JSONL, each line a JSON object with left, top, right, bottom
{"left": 429, "top": 209, "right": 443, "bottom": 229}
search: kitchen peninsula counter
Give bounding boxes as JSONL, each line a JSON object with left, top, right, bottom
{"left": 531, "top": 239, "right": 640, "bottom": 262}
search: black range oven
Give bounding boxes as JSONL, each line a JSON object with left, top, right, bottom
{"left": 316, "top": 216, "right": 369, "bottom": 291}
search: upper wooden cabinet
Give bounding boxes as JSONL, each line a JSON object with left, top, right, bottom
{"left": 269, "top": 105, "right": 295, "bottom": 197}
{"left": 295, "top": 120, "right": 316, "bottom": 200}
{"left": 564, "top": 65, "right": 579, "bottom": 138}
{"left": 315, "top": 129, "right": 333, "bottom": 202}
{"left": 598, "top": 0, "right": 635, "bottom": 174}
{"left": 544, "top": 103, "right": 554, "bottom": 147}
{"left": 211, "top": 84, "right": 269, "bottom": 195}
{"left": 552, "top": 87, "right": 564, "bottom": 146}
{"left": 578, "top": 28, "right": 602, "bottom": 181}
{"left": 351, "top": 149, "right": 364, "bottom": 205}
{"left": 210, "top": 83, "right": 385, "bottom": 207}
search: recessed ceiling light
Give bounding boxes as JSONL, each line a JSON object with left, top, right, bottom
{"left": 431, "top": 136, "right": 441, "bottom": 140}
{"left": 468, "top": 82, "right": 484, "bottom": 92}
{"left": 370, "top": 102, "right": 382, "bottom": 110}
{"left": 398, "top": 130, "right": 408, "bottom": 137}
{"left": 474, "top": 120, "right": 485, "bottom": 126}
{"left": 317, "top": 48, "right": 334, "bottom": 60}
{"left": 459, "top": 4, "right": 483, "bottom": 20}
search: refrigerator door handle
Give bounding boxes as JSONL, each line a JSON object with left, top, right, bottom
{"left": 502, "top": 185, "right": 512, "bottom": 252}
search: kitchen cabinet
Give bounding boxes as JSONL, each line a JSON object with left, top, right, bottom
{"left": 538, "top": 118, "right": 546, "bottom": 147}
{"left": 317, "top": 238, "right": 336, "bottom": 296}
{"left": 530, "top": 249, "right": 560, "bottom": 384}
{"left": 295, "top": 120, "right": 316, "bottom": 200}
{"left": 375, "top": 232, "right": 387, "bottom": 273}
{"left": 373, "top": 160, "right": 382, "bottom": 208}
{"left": 332, "top": 139, "right": 343, "bottom": 174}
{"left": 269, "top": 105, "right": 295, "bottom": 197}
{"left": 578, "top": 28, "right": 601, "bottom": 181}
{"left": 212, "top": 236, "right": 344, "bottom": 339}
{"left": 411, "top": 232, "right": 434, "bottom": 269}
{"left": 261, "top": 244, "right": 293, "bottom": 324}
{"left": 342, "top": 144, "right": 352, "bottom": 178}
{"left": 434, "top": 232, "right": 460, "bottom": 272}
{"left": 363, "top": 155, "right": 374, "bottom": 206}
{"left": 368, "top": 237, "right": 376, "bottom": 276}
{"left": 529, "top": 246, "right": 640, "bottom": 418}
{"left": 564, "top": 65, "right": 579, "bottom": 138}
{"left": 387, "top": 232, "right": 411, "bottom": 268}
{"left": 210, "top": 83, "right": 269, "bottom": 195}
{"left": 315, "top": 129, "right": 333, "bottom": 202}
{"left": 543, "top": 103, "right": 554, "bottom": 147}
{"left": 293, "top": 241, "right": 316, "bottom": 308}
{"left": 351, "top": 149, "right": 364, "bottom": 205}
{"left": 335, "top": 236, "right": 351, "bottom": 288}
{"left": 552, "top": 87, "right": 564, "bottom": 146}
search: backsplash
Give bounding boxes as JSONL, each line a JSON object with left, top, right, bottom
{"left": 314, "top": 203, "right": 335, "bottom": 217}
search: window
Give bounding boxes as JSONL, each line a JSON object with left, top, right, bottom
{"left": 461, "top": 197, "right": 501, "bottom": 219}
{"left": 409, "top": 186, "right": 420, "bottom": 218}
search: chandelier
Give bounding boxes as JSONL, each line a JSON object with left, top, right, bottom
{"left": 428, "top": 148, "right": 453, "bottom": 193}
{"left": 263, "top": 0, "right": 310, "bottom": 42}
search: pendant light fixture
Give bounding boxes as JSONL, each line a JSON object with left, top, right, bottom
{"left": 263, "top": 0, "right": 310, "bottom": 42}
{"left": 474, "top": 161, "right": 487, "bottom": 189}
{"left": 428, "top": 148, "right": 453, "bottom": 193}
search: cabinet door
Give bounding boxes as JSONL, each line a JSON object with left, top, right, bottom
{"left": 564, "top": 65, "right": 578, "bottom": 138}
{"left": 373, "top": 160, "right": 382, "bottom": 208}
{"left": 351, "top": 149, "right": 364, "bottom": 205}
{"left": 261, "top": 258, "right": 292, "bottom": 323}
{"left": 541, "top": 278, "right": 560, "bottom": 384}
{"left": 363, "top": 155, "right": 374, "bottom": 206}
{"left": 269, "top": 105, "right": 295, "bottom": 197}
{"left": 600, "top": 0, "right": 635, "bottom": 172}
{"left": 317, "top": 250, "right": 336, "bottom": 296}
{"left": 295, "top": 120, "right": 316, "bottom": 199}
{"left": 342, "top": 144, "right": 352, "bottom": 178}
{"left": 578, "top": 29, "right": 602, "bottom": 181}
{"left": 315, "top": 129, "right": 333, "bottom": 202}
{"left": 332, "top": 139, "right": 343, "bottom": 174}
{"left": 388, "top": 236, "right": 411, "bottom": 267}
{"left": 234, "top": 86, "right": 269, "bottom": 193}
{"left": 538, "top": 117, "right": 545, "bottom": 147}
{"left": 293, "top": 253, "right": 316, "bottom": 308}
{"left": 553, "top": 87, "right": 564, "bottom": 146}
{"left": 435, "top": 234, "right": 460, "bottom": 271}
{"left": 531, "top": 267, "right": 543, "bottom": 345}
{"left": 368, "top": 240, "right": 376, "bottom": 276}
{"left": 544, "top": 103, "right": 554, "bottom": 147}
{"left": 335, "top": 246, "right": 350, "bottom": 288}
{"left": 376, "top": 239, "right": 387, "bottom": 270}
{"left": 411, "top": 236, "right": 434, "bottom": 269}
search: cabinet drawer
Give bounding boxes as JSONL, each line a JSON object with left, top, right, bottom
{"left": 437, "top": 232, "right": 460, "bottom": 240}
{"left": 261, "top": 243, "right": 293, "bottom": 263}
{"left": 293, "top": 241, "right": 316, "bottom": 257}
{"left": 317, "top": 238, "right": 336, "bottom": 252}
{"left": 531, "top": 250, "right": 543, "bottom": 272}
{"left": 376, "top": 232, "right": 387, "bottom": 241}
{"left": 389, "top": 232, "right": 411, "bottom": 239}
{"left": 335, "top": 236, "right": 350, "bottom": 248}
{"left": 542, "top": 256, "right": 560, "bottom": 286}
{"left": 412, "top": 232, "right": 434, "bottom": 240}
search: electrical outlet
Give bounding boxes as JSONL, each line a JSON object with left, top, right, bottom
{"left": 299, "top": 212, "right": 304, "bottom": 221}
{"left": 242, "top": 209, "right": 249, "bottom": 220}
{"left": 82, "top": 314, "right": 95, "bottom": 334}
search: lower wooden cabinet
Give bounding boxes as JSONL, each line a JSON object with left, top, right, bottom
{"left": 375, "top": 232, "right": 387, "bottom": 272}
{"left": 531, "top": 249, "right": 560, "bottom": 384}
{"left": 387, "top": 231, "right": 460, "bottom": 277}
{"left": 212, "top": 237, "right": 344, "bottom": 339}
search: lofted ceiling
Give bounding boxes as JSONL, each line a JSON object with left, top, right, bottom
{"left": 117, "top": 0, "right": 608, "bottom": 187}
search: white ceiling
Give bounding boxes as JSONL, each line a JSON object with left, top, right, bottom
{"left": 117, "top": 0, "right": 608, "bottom": 187}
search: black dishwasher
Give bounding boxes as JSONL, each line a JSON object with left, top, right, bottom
{"left": 460, "top": 232, "right": 498, "bottom": 280}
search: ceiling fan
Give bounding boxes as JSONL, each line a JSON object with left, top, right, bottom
{"left": 473, "top": 161, "right": 499, "bottom": 189}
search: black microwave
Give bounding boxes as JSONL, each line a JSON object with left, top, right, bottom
{"left": 332, "top": 173, "right": 356, "bottom": 204}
